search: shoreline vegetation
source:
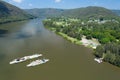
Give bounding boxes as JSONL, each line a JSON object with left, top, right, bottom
{"left": 43, "top": 17, "right": 120, "bottom": 67}
{"left": 46, "top": 26, "right": 100, "bottom": 49}
{"left": 57, "top": 32, "right": 100, "bottom": 49}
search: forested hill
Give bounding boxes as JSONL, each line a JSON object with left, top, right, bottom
{"left": 25, "top": 8, "right": 65, "bottom": 18}
{"left": 25, "top": 6, "right": 119, "bottom": 19}
{"left": 0, "top": 1, "right": 35, "bottom": 24}
{"left": 61, "top": 6, "right": 118, "bottom": 19}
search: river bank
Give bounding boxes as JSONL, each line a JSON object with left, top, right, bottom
{"left": 1, "top": 18, "right": 120, "bottom": 80}
{"left": 58, "top": 32, "right": 100, "bottom": 49}
{"left": 43, "top": 17, "right": 120, "bottom": 67}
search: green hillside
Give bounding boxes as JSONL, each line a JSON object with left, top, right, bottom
{"left": 25, "top": 6, "right": 118, "bottom": 19}
{"left": 61, "top": 6, "right": 118, "bottom": 19}
{"left": 25, "top": 8, "right": 64, "bottom": 18}
{"left": 0, "top": 1, "right": 35, "bottom": 24}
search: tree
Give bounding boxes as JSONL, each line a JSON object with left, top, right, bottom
{"left": 94, "top": 45, "right": 104, "bottom": 58}
{"left": 100, "top": 38, "right": 110, "bottom": 44}
{"left": 114, "top": 55, "right": 120, "bottom": 67}
{"left": 104, "top": 51, "right": 116, "bottom": 63}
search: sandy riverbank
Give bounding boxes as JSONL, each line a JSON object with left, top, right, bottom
{"left": 58, "top": 32, "right": 100, "bottom": 49}
{"left": 81, "top": 36, "right": 100, "bottom": 49}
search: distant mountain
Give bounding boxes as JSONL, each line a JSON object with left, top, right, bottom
{"left": 112, "top": 10, "right": 120, "bottom": 16}
{"left": 25, "top": 8, "right": 65, "bottom": 18}
{"left": 0, "top": 1, "right": 35, "bottom": 24}
{"left": 61, "top": 6, "right": 118, "bottom": 19}
{"left": 25, "top": 6, "right": 118, "bottom": 19}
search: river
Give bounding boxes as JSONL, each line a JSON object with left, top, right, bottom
{"left": 0, "top": 19, "right": 120, "bottom": 80}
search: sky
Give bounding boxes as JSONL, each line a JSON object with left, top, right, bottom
{"left": 4, "top": 0, "right": 120, "bottom": 9}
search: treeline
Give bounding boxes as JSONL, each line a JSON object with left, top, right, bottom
{"left": 95, "top": 43, "right": 120, "bottom": 67}
{"left": 81, "top": 21, "right": 120, "bottom": 44}
{"left": 44, "top": 17, "right": 120, "bottom": 44}
{"left": 43, "top": 18, "right": 83, "bottom": 40}
{"left": 43, "top": 17, "right": 120, "bottom": 67}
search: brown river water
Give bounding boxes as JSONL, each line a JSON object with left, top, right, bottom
{"left": 0, "top": 19, "right": 120, "bottom": 80}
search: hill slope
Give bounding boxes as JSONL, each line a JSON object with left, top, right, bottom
{"left": 25, "top": 6, "right": 118, "bottom": 19}
{"left": 25, "top": 8, "right": 65, "bottom": 18}
{"left": 0, "top": 1, "right": 35, "bottom": 24}
{"left": 61, "top": 6, "right": 118, "bottom": 19}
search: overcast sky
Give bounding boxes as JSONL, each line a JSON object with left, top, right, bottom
{"left": 4, "top": 0, "right": 120, "bottom": 9}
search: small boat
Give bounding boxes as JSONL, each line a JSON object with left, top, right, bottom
{"left": 94, "top": 58, "right": 103, "bottom": 63}
{"left": 9, "top": 54, "right": 42, "bottom": 64}
{"left": 27, "top": 59, "right": 49, "bottom": 67}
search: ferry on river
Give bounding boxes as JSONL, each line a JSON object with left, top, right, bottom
{"left": 94, "top": 58, "right": 103, "bottom": 63}
{"left": 9, "top": 54, "right": 42, "bottom": 64}
{"left": 27, "top": 59, "right": 49, "bottom": 67}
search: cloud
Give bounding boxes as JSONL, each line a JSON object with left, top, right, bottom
{"left": 55, "top": 0, "right": 61, "bottom": 3}
{"left": 12, "top": 0, "right": 23, "bottom": 3}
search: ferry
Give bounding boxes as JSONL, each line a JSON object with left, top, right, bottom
{"left": 9, "top": 54, "right": 42, "bottom": 64}
{"left": 94, "top": 58, "right": 103, "bottom": 63}
{"left": 27, "top": 59, "right": 49, "bottom": 67}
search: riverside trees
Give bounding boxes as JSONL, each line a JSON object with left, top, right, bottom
{"left": 43, "top": 17, "right": 120, "bottom": 43}
{"left": 43, "top": 17, "right": 120, "bottom": 67}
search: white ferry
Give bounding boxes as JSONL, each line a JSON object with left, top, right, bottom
{"left": 9, "top": 54, "right": 42, "bottom": 64}
{"left": 27, "top": 59, "right": 49, "bottom": 67}
{"left": 94, "top": 58, "right": 103, "bottom": 63}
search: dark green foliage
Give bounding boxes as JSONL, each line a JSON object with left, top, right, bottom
{"left": 95, "top": 43, "right": 120, "bottom": 67}
{"left": 104, "top": 51, "right": 116, "bottom": 63}
{"left": 114, "top": 55, "right": 120, "bottom": 67}
{"left": 100, "top": 38, "right": 110, "bottom": 44}
{"left": 94, "top": 45, "right": 104, "bottom": 58}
